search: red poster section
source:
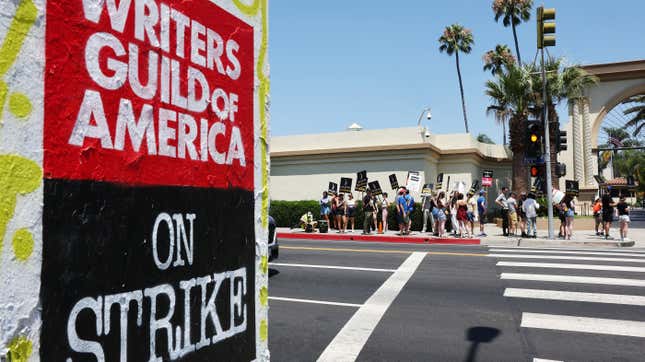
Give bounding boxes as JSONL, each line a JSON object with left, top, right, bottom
{"left": 45, "top": 0, "right": 254, "bottom": 190}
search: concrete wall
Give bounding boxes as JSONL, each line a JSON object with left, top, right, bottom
{"left": 270, "top": 149, "right": 511, "bottom": 210}
{"left": 0, "top": 0, "right": 269, "bottom": 360}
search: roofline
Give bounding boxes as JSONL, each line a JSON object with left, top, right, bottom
{"left": 271, "top": 143, "right": 511, "bottom": 162}
{"left": 581, "top": 59, "right": 645, "bottom": 82}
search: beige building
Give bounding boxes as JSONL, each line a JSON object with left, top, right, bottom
{"left": 269, "top": 126, "right": 512, "bottom": 203}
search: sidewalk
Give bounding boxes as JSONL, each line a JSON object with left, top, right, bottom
{"left": 277, "top": 221, "right": 643, "bottom": 248}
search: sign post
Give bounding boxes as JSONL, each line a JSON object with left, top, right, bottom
{"left": 482, "top": 170, "right": 493, "bottom": 187}
{"left": 0, "top": 1, "right": 270, "bottom": 360}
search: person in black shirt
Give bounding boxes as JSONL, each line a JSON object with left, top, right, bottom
{"left": 616, "top": 196, "right": 630, "bottom": 241}
{"left": 362, "top": 190, "right": 375, "bottom": 235}
{"left": 601, "top": 193, "right": 615, "bottom": 239}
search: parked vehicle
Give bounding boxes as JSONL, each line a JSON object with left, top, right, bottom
{"left": 268, "top": 215, "right": 279, "bottom": 261}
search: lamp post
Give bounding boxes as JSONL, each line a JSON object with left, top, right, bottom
{"left": 417, "top": 107, "right": 432, "bottom": 126}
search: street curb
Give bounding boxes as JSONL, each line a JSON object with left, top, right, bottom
{"left": 276, "top": 232, "right": 481, "bottom": 245}
{"left": 482, "top": 238, "right": 635, "bottom": 248}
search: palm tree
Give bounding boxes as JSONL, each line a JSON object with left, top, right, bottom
{"left": 439, "top": 24, "right": 474, "bottom": 133}
{"left": 483, "top": 44, "right": 516, "bottom": 76}
{"left": 529, "top": 57, "right": 598, "bottom": 184}
{"left": 485, "top": 63, "right": 534, "bottom": 191}
{"left": 492, "top": 0, "right": 533, "bottom": 65}
{"left": 622, "top": 94, "right": 645, "bottom": 137}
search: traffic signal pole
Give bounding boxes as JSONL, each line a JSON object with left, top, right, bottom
{"left": 541, "top": 47, "right": 555, "bottom": 240}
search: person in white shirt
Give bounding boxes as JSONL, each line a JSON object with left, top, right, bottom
{"left": 495, "top": 187, "right": 509, "bottom": 236}
{"left": 522, "top": 192, "right": 540, "bottom": 238}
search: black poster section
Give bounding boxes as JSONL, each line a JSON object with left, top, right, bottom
{"left": 565, "top": 180, "right": 580, "bottom": 196}
{"left": 41, "top": 180, "right": 256, "bottom": 361}
{"left": 368, "top": 181, "right": 383, "bottom": 195}
{"left": 339, "top": 178, "right": 352, "bottom": 193}
{"left": 436, "top": 173, "right": 444, "bottom": 190}
{"left": 388, "top": 174, "right": 399, "bottom": 190}
{"left": 355, "top": 171, "right": 368, "bottom": 192}
{"left": 328, "top": 182, "right": 338, "bottom": 194}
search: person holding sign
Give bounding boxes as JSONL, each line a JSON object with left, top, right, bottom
{"left": 381, "top": 193, "right": 390, "bottom": 233}
{"left": 362, "top": 189, "right": 376, "bottom": 235}
{"left": 347, "top": 193, "right": 356, "bottom": 232}
{"left": 320, "top": 191, "right": 331, "bottom": 228}
{"left": 336, "top": 194, "right": 347, "bottom": 233}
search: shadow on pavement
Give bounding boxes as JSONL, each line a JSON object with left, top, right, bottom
{"left": 464, "top": 326, "right": 501, "bottom": 362}
{"left": 269, "top": 268, "right": 280, "bottom": 278}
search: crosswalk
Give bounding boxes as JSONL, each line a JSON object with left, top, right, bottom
{"left": 489, "top": 246, "right": 645, "bottom": 361}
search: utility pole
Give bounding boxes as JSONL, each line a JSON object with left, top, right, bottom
{"left": 537, "top": 5, "right": 556, "bottom": 239}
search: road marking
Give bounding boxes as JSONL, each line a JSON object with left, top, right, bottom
{"left": 282, "top": 245, "right": 486, "bottom": 257}
{"left": 504, "top": 288, "right": 645, "bottom": 306}
{"left": 497, "top": 261, "right": 645, "bottom": 273}
{"left": 501, "top": 273, "right": 645, "bottom": 287}
{"left": 268, "top": 296, "right": 362, "bottom": 308}
{"left": 490, "top": 245, "right": 645, "bottom": 253}
{"left": 521, "top": 312, "right": 645, "bottom": 338}
{"left": 533, "top": 359, "right": 563, "bottom": 362}
{"left": 317, "top": 252, "right": 426, "bottom": 362}
{"left": 488, "top": 253, "right": 645, "bottom": 263}
{"left": 269, "top": 262, "right": 396, "bottom": 273}
{"left": 491, "top": 248, "right": 645, "bottom": 258}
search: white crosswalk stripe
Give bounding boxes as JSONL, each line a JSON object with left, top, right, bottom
{"left": 488, "top": 253, "right": 645, "bottom": 263}
{"left": 504, "top": 288, "right": 645, "bottom": 306}
{"left": 497, "top": 261, "right": 645, "bottom": 273}
{"left": 490, "top": 248, "right": 645, "bottom": 258}
{"left": 489, "top": 246, "right": 645, "bottom": 359}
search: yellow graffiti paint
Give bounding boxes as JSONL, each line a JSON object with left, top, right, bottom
{"left": 8, "top": 92, "right": 31, "bottom": 118}
{"left": 259, "top": 319, "right": 268, "bottom": 341}
{"left": 232, "top": 0, "right": 270, "bottom": 228}
{"left": 8, "top": 336, "right": 32, "bottom": 362}
{"left": 0, "top": 0, "right": 37, "bottom": 123}
{"left": 260, "top": 255, "right": 268, "bottom": 274}
{"left": 12, "top": 228, "right": 34, "bottom": 261}
{"left": 0, "top": 81, "right": 7, "bottom": 122}
{"left": 231, "top": 0, "right": 260, "bottom": 16}
{"left": 0, "top": 155, "right": 41, "bottom": 266}
{"left": 259, "top": 286, "right": 268, "bottom": 306}
{"left": 0, "top": 0, "right": 37, "bottom": 76}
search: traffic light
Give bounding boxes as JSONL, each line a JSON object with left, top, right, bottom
{"left": 526, "top": 120, "right": 543, "bottom": 159}
{"left": 530, "top": 165, "right": 539, "bottom": 178}
{"left": 537, "top": 6, "right": 556, "bottom": 49}
{"left": 554, "top": 127, "right": 567, "bottom": 153}
{"left": 555, "top": 162, "right": 566, "bottom": 177}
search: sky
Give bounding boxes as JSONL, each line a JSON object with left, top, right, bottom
{"left": 268, "top": 0, "right": 645, "bottom": 144}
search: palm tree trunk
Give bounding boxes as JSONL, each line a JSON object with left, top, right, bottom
{"left": 511, "top": 23, "right": 522, "bottom": 65}
{"left": 455, "top": 51, "right": 469, "bottom": 133}
{"left": 502, "top": 120, "right": 507, "bottom": 145}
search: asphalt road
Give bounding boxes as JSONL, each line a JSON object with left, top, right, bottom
{"left": 267, "top": 238, "right": 645, "bottom": 362}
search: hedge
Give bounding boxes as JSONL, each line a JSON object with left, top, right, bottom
{"left": 270, "top": 200, "right": 460, "bottom": 232}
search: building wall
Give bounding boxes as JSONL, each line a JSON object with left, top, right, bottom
{"left": 270, "top": 149, "right": 511, "bottom": 208}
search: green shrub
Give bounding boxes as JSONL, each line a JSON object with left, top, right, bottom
{"left": 270, "top": 200, "right": 320, "bottom": 227}
{"left": 270, "top": 199, "right": 427, "bottom": 231}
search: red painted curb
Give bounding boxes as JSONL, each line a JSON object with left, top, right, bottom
{"left": 276, "top": 232, "right": 480, "bottom": 245}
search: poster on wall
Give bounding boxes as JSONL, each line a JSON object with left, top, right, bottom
{"left": 368, "top": 181, "right": 383, "bottom": 196}
{"left": 406, "top": 171, "right": 421, "bottom": 192}
{"left": 328, "top": 182, "right": 339, "bottom": 194}
{"left": 339, "top": 177, "right": 352, "bottom": 193}
{"left": 389, "top": 174, "right": 399, "bottom": 190}
{"left": 39, "top": 0, "right": 262, "bottom": 360}
{"left": 355, "top": 170, "right": 368, "bottom": 191}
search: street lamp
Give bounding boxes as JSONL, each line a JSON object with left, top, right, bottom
{"left": 417, "top": 107, "right": 432, "bottom": 126}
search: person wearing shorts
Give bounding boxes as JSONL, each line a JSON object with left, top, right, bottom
{"left": 476, "top": 190, "right": 487, "bottom": 236}
{"left": 617, "top": 196, "right": 630, "bottom": 241}
{"left": 592, "top": 197, "right": 603, "bottom": 236}
{"left": 320, "top": 191, "right": 331, "bottom": 227}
